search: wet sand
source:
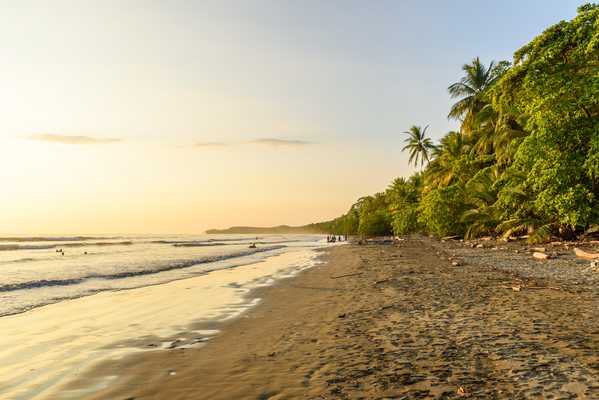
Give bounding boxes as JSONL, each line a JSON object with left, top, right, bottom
{"left": 0, "top": 249, "right": 318, "bottom": 400}
{"left": 63, "top": 237, "right": 599, "bottom": 399}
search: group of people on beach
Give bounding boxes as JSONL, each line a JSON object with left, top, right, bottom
{"left": 326, "top": 235, "right": 345, "bottom": 243}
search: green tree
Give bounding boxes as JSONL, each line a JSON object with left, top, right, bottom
{"left": 356, "top": 194, "right": 393, "bottom": 236}
{"left": 402, "top": 125, "right": 435, "bottom": 168}
{"left": 448, "top": 57, "right": 509, "bottom": 134}
{"left": 326, "top": 4, "right": 598, "bottom": 242}
{"left": 495, "top": 3, "right": 599, "bottom": 235}
{"left": 386, "top": 175, "right": 423, "bottom": 235}
{"left": 418, "top": 185, "right": 467, "bottom": 237}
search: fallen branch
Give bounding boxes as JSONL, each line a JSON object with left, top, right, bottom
{"left": 574, "top": 247, "right": 599, "bottom": 260}
{"left": 526, "top": 286, "right": 563, "bottom": 291}
{"left": 497, "top": 285, "right": 522, "bottom": 291}
{"left": 330, "top": 272, "right": 363, "bottom": 279}
{"left": 496, "top": 285, "right": 563, "bottom": 291}
{"left": 533, "top": 252, "right": 550, "bottom": 260}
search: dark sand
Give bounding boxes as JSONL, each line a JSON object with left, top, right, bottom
{"left": 64, "top": 237, "right": 599, "bottom": 399}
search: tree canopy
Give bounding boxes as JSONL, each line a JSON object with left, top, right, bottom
{"left": 325, "top": 4, "right": 599, "bottom": 242}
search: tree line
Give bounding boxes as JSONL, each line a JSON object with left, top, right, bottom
{"left": 323, "top": 4, "right": 599, "bottom": 243}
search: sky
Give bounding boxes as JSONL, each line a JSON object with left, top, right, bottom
{"left": 0, "top": 0, "right": 586, "bottom": 234}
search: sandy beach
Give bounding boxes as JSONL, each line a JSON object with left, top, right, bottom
{"left": 56, "top": 236, "right": 599, "bottom": 399}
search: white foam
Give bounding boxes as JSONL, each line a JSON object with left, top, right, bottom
{"left": 0, "top": 247, "right": 321, "bottom": 400}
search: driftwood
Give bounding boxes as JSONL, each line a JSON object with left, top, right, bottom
{"left": 441, "top": 235, "right": 461, "bottom": 241}
{"left": 497, "top": 284, "right": 563, "bottom": 292}
{"left": 574, "top": 247, "right": 599, "bottom": 260}
{"left": 330, "top": 272, "right": 363, "bottom": 279}
{"left": 533, "top": 252, "right": 550, "bottom": 260}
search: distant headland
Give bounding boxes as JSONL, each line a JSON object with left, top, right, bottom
{"left": 206, "top": 223, "right": 331, "bottom": 235}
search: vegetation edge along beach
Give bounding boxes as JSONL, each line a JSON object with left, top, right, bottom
{"left": 312, "top": 4, "right": 599, "bottom": 244}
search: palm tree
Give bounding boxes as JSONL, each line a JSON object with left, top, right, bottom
{"left": 402, "top": 125, "right": 435, "bottom": 168}
{"left": 461, "top": 166, "right": 501, "bottom": 239}
{"left": 469, "top": 103, "right": 527, "bottom": 156}
{"left": 448, "top": 58, "right": 509, "bottom": 134}
{"left": 426, "top": 131, "right": 470, "bottom": 187}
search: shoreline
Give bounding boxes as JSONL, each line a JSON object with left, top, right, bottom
{"left": 0, "top": 247, "right": 322, "bottom": 400}
{"left": 57, "top": 236, "right": 599, "bottom": 399}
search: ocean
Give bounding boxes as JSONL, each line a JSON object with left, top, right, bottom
{"left": 0, "top": 234, "right": 326, "bottom": 317}
{"left": 0, "top": 234, "right": 329, "bottom": 399}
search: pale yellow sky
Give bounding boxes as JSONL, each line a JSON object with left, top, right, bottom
{"left": 1, "top": 0, "right": 575, "bottom": 234}
{"left": 2, "top": 135, "right": 407, "bottom": 234}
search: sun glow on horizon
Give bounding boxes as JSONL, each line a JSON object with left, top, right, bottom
{"left": 0, "top": 0, "right": 581, "bottom": 234}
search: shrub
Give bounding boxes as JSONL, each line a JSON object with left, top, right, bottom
{"left": 418, "top": 185, "right": 467, "bottom": 237}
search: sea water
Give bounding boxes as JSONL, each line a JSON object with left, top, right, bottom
{"left": 0, "top": 234, "right": 329, "bottom": 399}
{"left": 0, "top": 234, "right": 326, "bottom": 317}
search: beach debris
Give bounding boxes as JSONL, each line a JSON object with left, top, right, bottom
{"left": 451, "top": 261, "right": 461, "bottom": 266}
{"left": 457, "top": 386, "right": 466, "bottom": 396}
{"left": 499, "top": 283, "right": 563, "bottom": 292}
{"left": 531, "top": 247, "right": 546, "bottom": 253}
{"left": 442, "top": 235, "right": 461, "bottom": 241}
{"left": 338, "top": 313, "right": 346, "bottom": 318}
{"left": 574, "top": 247, "right": 599, "bottom": 260}
{"left": 268, "top": 352, "right": 276, "bottom": 357}
{"left": 584, "top": 260, "right": 599, "bottom": 273}
{"left": 533, "top": 252, "right": 550, "bottom": 260}
{"left": 168, "top": 370, "right": 177, "bottom": 376}
{"left": 330, "top": 272, "right": 363, "bottom": 279}
{"left": 476, "top": 244, "right": 484, "bottom": 248}
{"left": 167, "top": 340, "right": 183, "bottom": 349}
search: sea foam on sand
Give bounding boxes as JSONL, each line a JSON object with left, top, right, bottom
{"left": 0, "top": 248, "right": 320, "bottom": 400}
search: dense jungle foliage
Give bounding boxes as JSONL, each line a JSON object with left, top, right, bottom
{"left": 325, "top": 4, "right": 599, "bottom": 243}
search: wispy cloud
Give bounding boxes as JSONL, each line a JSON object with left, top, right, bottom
{"left": 28, "top": 134, "right": 122, "bottom": 145}
{"left": 191, "top": 138, "right": 313, "bottom": 149}
{"left": 247, "top": 138, "right": 312, "bottom": 147}
{"left": 194, "top": 141, "right": 227, "bottom": 148}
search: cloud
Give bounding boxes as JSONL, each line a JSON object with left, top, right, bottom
{"left": 248, "top": 138, "right": 312, "bottom": 147}
{"left": 28, "top": 134, "right": 122, "bottom": 144}
{"left": 194, "top": 141, "right": 227, "bottom": 148}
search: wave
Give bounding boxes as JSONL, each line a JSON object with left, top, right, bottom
{"left": 0, "top": 241, "right": 134, "bottom": 252}
{"left": 0, "top": 257, "right": 36, "bottom": 265}
{"left": 173, "top": 242, "right": 228, "bottom": 247}
{"left": 165, "top": 239, "right": 303, "bottom": 247}
{"left": 152, "top": 237, "right": 261, "bottom": 245}
{"left": 0, "top": 245, "right": 285, "bottom": 292}
{"left": 0, "top": 236, "right": 118, "bottom": 243}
